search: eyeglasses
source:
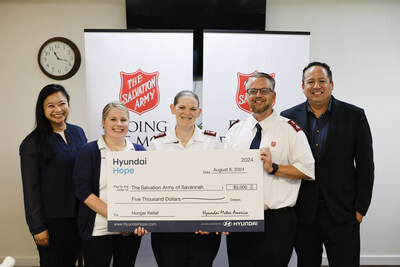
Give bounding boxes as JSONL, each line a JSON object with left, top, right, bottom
{"left": 246, "top": 88, "right": 274, "bottom": 95}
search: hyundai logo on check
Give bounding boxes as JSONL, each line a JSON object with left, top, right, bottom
{"left": 223, "top": 221, "right": 232, "bottom": 227}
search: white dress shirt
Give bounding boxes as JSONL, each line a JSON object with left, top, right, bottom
{"left": 149, "top": 125, "right": 222, "bottom": 151}
{"left": 225, "top": 110, "right": 315, "bottom": 210}
{"left": 92, "top": 136, "right": 135, "bottom": 236}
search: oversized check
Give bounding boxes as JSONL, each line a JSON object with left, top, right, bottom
{"left": 107, "top": 150, "right": 264, "bottom": 232}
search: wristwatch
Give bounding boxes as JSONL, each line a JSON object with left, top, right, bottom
{"left": 269, "top": 163, "right": 279, "bottom": 175}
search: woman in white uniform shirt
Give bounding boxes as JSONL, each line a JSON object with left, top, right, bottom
{"left": 74, "top": 102, "right": 147, "bottom": 267}
{"left": 149, "top": 90, "right": 222, "bottom": 267}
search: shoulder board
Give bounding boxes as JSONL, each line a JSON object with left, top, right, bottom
{"left": 288, "top": 120, "right": 302, "bottom": 132}
{"left": 228, "top": 119, "right": 240, "bottom": 130}
{"left": 153, "top": 132, "right": 167, "bottom": 139}
{"left": 203, "top": 130, "right": 217, "bottom": 137}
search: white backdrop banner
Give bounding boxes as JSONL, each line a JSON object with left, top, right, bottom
{"left": 202, "top": 31, "right": 310, "bottom": 140}
{"left": 84, "top": 30, "right": 193, "bottom": 146}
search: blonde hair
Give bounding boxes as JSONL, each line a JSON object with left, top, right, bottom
{"left": 102, "top": 101, "right": 130, "bottom": 121}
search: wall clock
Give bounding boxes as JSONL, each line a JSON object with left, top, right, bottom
{"left": 38, "top": 37, "right": 81, "bottom": 80}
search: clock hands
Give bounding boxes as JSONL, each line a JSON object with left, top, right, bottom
{"left": 54, "top": 52, "right": 70, "bottom": 62}
{"left": 53, "top": 52, "right": 61, "bottom": 60}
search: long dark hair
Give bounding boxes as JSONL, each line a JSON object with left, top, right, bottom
{"left": 33, "top": 84, "right": 70, "bottom": 164}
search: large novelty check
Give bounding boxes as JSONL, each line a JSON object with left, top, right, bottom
{"left": 107, "top": 150, "right": 264, "bottom": 232}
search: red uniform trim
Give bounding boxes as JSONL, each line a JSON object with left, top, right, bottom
{"left": 288, "top": 120, "right": 302, "bottom": 132}
{"left": 203, "top": 130, "right": 217, "bottom": 136}
{"left": 153, "top": 132, "right": 167, "bottom": 139}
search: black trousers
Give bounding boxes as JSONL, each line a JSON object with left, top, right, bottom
{"left": 227, "top": 207, "right": 296, "bottom": 267}
{"left": 151, "top": 232, "right": 221, "bottom": 267}
{"left": 81, "top": 234, "right": 142, "bottom": 267}
{"left": 36, "top": 218, "right": 80, "bottom": 267}
{"left": 295, "top": 205, "right": 360, "bottom": 267}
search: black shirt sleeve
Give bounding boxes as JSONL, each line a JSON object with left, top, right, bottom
{"left": 19, "top": 135, "right": 47, "bottom": 235}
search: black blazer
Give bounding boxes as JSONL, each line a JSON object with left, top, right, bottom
{"left": 281, "top": 96, "right": 374, "bottom": 224}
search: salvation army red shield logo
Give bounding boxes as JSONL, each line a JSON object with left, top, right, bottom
{"left": 236, "top": 71, "right": 276, "bottom": 113}
{"left": 120, "top": 69, "right": 160, "bottom": 115}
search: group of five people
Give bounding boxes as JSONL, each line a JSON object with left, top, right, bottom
{"left": 20, "top": 61, "right": 374, "bottom": 267}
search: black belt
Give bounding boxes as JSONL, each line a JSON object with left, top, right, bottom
{"left": 264, "top": 206, "right": 292, "bottom": 214}
{"left": 318, "top": 199, "right": 326, "bottom": 207}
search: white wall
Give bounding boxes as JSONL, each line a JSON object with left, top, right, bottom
{"left": 0, "top": 0, "right": 399, "bottom": 265}
{"left": 0, "top": 0, "right": 126, "bottom": 265}
{"left": 267, "top": 0, "right": 400, "bottom": 264}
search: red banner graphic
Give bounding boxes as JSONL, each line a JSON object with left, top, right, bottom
{"left": 120, "top": 69, "right": 160, "bottom": 115}
{"left": 236, "top": 71, "right": 276, "bottom": 114}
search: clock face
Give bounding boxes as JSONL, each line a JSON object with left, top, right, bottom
{"left": 38, "top": 37, "right": 81, "bottom": 80}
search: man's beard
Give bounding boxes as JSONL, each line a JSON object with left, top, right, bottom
{"left": 249, "top": 101, "right": 270, "bottom": 114}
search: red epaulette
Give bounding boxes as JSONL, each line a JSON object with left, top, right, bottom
{"left": 203, "top": 130, "right": 217, "bottom": 137}
{"left": 153, "top": 132, "right": 167, "bottom": 139}
{"left": 288, "top": 120, "right": 302, "bottom": 132}
{"left": 228, "top": 119, "right": 240, "bottom": 130}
